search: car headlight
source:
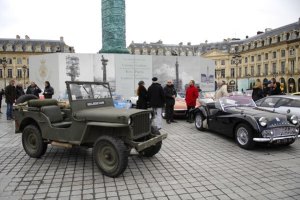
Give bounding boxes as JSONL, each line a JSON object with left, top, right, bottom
{"left": 258, "top": 117, "right": 267, "bottom": 127}
{"left": 149, "top": 113, "right": 152, "bottom": 120}
{"left": 128, "top": 117, "right": 132, "bottom": 125}
{"left": 290, "top": 115, "right": 298, "bottom": 125}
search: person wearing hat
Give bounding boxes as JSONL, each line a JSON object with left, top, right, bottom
{"left": 185, "top": 80, "right": 199, "bottom": 122}
{"left": 136, "top": 80, "right": 148, "bottom": 109}
{"left": 148, "top": 77, "right": 165, "bottom": 130}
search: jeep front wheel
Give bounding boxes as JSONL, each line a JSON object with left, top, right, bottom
{"left": 93, "top": 135, "right": 128, "bottom": 178}
{"left": 22, "top": 125, "right": 48, "bottom": 158}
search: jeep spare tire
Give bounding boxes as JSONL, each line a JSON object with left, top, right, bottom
{"left": 16, "top": 94, "right": 38, "bottom": 104}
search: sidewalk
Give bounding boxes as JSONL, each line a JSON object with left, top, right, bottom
{"left": 0, "top": 110, "right": 300, "bottom": 199}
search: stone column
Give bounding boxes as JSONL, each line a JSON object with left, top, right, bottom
{"left": 100, "top": 0, "right": 129, "bottom": 54}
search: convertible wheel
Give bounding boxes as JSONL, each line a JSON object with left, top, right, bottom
{"left": 93, "top": 135, "right": 128, "bottom": 178}
{"left": 139, "top": 127, "right": 162, "bottom": 157}
{"left": 195, "top": 113, "right": 205, "bottom": 131}
{"left": 22, "top": 125, "right": 48, "bottom": 158}
{"left": 235, "top": 124, "right": 255, "bottom": 150}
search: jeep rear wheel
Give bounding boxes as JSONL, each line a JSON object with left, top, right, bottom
{"left": 139, "top": 127, "right": 162, "bottom": 157}
{"left": 93, "top": 135, "right": 128, "bottom": 178}
{"left": 22, "top": 125, "right": 48, "bottom": 158}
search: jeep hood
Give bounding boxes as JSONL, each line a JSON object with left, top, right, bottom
{"left": 73, "top": 107, "right": 150, "bottom": 124}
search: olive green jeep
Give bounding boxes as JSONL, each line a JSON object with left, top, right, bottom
{"left": 14, "top": 81, "right": 167, "bottom": 177}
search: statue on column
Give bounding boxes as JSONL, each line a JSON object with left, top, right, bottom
{"left": 99, "top": 0, "right": 129, "bottom": 54}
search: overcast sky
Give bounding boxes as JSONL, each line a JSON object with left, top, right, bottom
{"left": 1, "top": 0, "right": 299, "bottom": 53}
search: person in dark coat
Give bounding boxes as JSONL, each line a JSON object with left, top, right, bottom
{"left": 270, "top": 81, "right": 282, "bottom": 95}
{"left": 164, "top": 80, "right": 177, "bottom": 124}
{"left": 0, "top": 88, "right": 4, "bottom": 113}
{"left": 148, "top": 77, "right": 165, "bottom": 130}
{"left": 252, "top": 79, "right": 264, "bottom": 101}
{"left": 43, "top": 81, "right": 54, "bottom": 99}
{"left": 15, "top": 83, "right": 25, "bottom": 100}
{"left": 136, "top": 80, "right": 148, "bottom": 109}
{"left": 5, "top": 80, "right": 16, "bottom": 120}
{"left": 26, "top": 82, "right": 42, "bottom": 97}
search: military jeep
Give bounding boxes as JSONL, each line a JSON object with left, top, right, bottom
{"left": 14, "top": 81, "right": 167, "bottom": 177}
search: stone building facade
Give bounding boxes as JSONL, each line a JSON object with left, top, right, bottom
{"left": 128, "top": 18, "right": 300, "bottom": 93}
{"left": 0, "top": 35, "right": 74, "bottom": 89}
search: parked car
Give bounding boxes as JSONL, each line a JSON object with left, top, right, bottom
{"left": 14, "top": 81, "right": 167, "bottom": 177}
{"left": 162, "top": 92, "right": 200, "bottom": 118}
{"left": 292, "top": 92, "right": 300, "bottom": 96}
{"left": 193, "top": 96, "right": 299, "bottom": 149}
{"left": 255, "top": 95, "right": 300, "bottom": 121}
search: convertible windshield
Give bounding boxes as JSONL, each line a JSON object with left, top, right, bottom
{"left": 217, "top": 96, "right": 256, "bottom": 111}
{"left": 69, "top": 82, "right": 112, "bottom": 100}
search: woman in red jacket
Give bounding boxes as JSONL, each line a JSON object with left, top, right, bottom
{"left": 185, "top": 80, "right": 199, "bottom": 122}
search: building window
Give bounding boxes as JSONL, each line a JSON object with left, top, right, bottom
{"left": 230, "top": 68, "right": 235, "bottom": 78}
{"left": 281, "top": 50, "right": 285, "bottom": 57}
{"left": 257, "top": 55, "right": 261, "bottom": 61}
{"left": 257, "top": 65, "right": 261, "bottom": 76}
{"left": 221, "top": 60, "right": 225, "bottom": 65}
{"left": 17, "top": 58, "right": 22, "bottom": 64}
{"left": 251, "top": 66, "right": 254, "bottom": 76}
{"left": 245, "top": 57, "right": 248, "bottom": 63}
{"left": 17, "top": 68, "right": 22, "bottom": 78}
{"left": 281, "top": 61, "right": 285, "bottom": 74}
{"left": 265, "top": 53, "right": 268, "bottom": 60}
{"left": 245, "top": 67, "right": 248, "bottom": 76}
{"left": 239, "top": 67, "right": 242, "bottom": 77}
{"left": 273, "top": 51, "right": 276, "bottom": 59}
{"left": 251, "top": 56, "right": 254, "bottom": 62}
{"left": 0, "top": 69, "right": 2, "bottom": 78}
{"left": 290, "top": 60, "right": 295, "bottom": 74}
{"left": 289, "top": 48, "right": 295, "bottom": 56}
{"left": 215, "top": 61, "right": 217, "bottom": 65}
{"left": 27, "top": 69, "right": 29, "bottom": 78}
{"left": 272, "top": 63, "right": 277, "bottom": 74}
{"left": 221, "top": 69, "right": 225, "bottom": 78}
{"left": 8, "top": 69, "right": 13, "bottom": 78}
{"left": 264, "top": 64, "right": 268, "bottom": 76}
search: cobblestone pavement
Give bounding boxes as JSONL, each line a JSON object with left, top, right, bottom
{"left": 0, "top": 109, "right": 300, "bottom": 200}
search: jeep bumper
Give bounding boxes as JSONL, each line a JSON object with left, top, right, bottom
{"left": 132, "top": 133, "right": 168, "bottom": 152}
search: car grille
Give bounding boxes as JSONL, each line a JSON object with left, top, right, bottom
{"left": 262, "top": 127, "right": 298, "bottom": 138}
{"left": 132, "top": 113, "right": 151, "bottom": 138}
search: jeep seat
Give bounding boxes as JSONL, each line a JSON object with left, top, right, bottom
{"left": 41, "top": 105, "right": 72, "bottom": 128}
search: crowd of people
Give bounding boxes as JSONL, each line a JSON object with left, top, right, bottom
{"left": 0, "top": 80, "right": 54, "bottom": 120}
{"left": 136, "top": 77, "right": 199, "bottom": 130}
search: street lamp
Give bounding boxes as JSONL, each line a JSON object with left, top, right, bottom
{"left": 22, "top": 65, "right": 27, "bottom": 89}
{"left": 175, "top": 57, "right": 179, "bottom": 91}
{"left": 232, "top": 53, "right": 241, "bottom": 91}
{"left": 1, "top": 57, "right": 7, "bottom": 87}
{"left": 101, "top": 55, "right": 108, "bottom": 82}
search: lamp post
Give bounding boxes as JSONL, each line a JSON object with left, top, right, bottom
{"left": 232, "top": 53, "right": 241, "bottom": 91}
{"left": 175, "top": 57, "right": 179, "bottom": 91}
{"left": 22, "top": 65, "right": 27, "bottom": 89}
{"left": 1, "top": 57, "right": 7, "bottom": 87}
{"left": 101, "top": 55, "right": 108, "bottom": 82}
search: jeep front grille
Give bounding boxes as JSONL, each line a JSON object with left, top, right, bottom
{"left": 132, "top": 113, "right": 151, "bottom": 138}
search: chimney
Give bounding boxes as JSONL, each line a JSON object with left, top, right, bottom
{"left": 265, "top": 28, "right": 272, "bottom": 32}
{"left": 257, "top": 31, "right": 264, "bottom": 35}
{"left": 246, "top": 35, "right": 249, "bottom": 39}
{"left": 25, "top": 35, "right": 30, "bottom": 39}
{"left": 60, "top": 36, "right": 64, "bottom": 42}
{"left": 16, "top": 35, "right": 20, "bottom": 39}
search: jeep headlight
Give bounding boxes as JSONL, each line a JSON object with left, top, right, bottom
{"left": 128, "top": 117, "right": 132, "bottom": 125}
{"left": 258, "top": 117, "right": 267, "bottom": 127}
{"left": 290, "top": 115, "right": 298, "bottom": 125}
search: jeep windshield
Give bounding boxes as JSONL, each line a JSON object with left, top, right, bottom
{"left": 69, "top": 82, "right": 112, "bottom": 100}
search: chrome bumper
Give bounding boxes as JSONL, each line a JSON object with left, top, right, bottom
{"left": 253, "top": 135, "right": 300, "bottom": 142}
